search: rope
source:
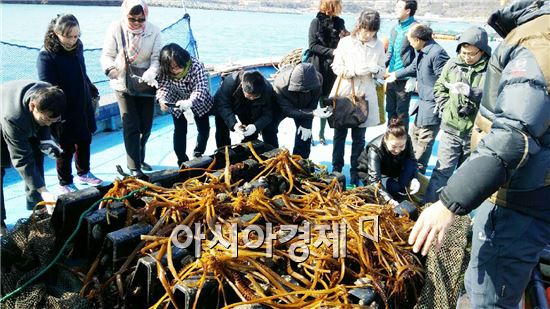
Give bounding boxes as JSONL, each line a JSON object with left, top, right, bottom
{"left": 0, "top": 186, "right": 149, "bottom": 304}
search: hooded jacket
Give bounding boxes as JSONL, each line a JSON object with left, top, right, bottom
{"left": 439, "top": 0, "right": 550, "bottom": 222}
{"left": 357, "top": 134, "right": 417, "bottom": 203}
{"left": 434, "top": 27, "right": 491, "bottom": 135}
{"left": 273, "top": 63, "right": 322, "bottom": 128}
{"left": 1, "top": 80, "right": 53, "bottom": 191}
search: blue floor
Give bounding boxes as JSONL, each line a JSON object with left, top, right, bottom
{"left": 3, "top": 110, "right": 440, "bottom": 226}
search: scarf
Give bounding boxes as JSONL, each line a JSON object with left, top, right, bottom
{"left": 121, "top": 0, "right": 149, "bottom": 63}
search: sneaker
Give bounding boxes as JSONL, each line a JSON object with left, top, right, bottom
{"left": 193, "top": 151, "right": 203, "bottom": 158}
{"left": 76, "top": 172, "right": 103, "bottom": 186}
{"left": 59, "top": 183, "right": 79, "bottom": 194}
{"left": 141, "top": 162, "right": 153, "bottom": 171}
{"left": 319, "top": 137, "right": 327, "bottom": 145}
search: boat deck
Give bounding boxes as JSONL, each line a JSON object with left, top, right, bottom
{"left": 3, "top": 104, "right": 438, "bottom": 226}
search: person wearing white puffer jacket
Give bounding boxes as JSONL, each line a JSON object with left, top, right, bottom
{"left": 100, "top": 0, "right": 162, "bottom": 177}
{"left": 329, "top": 9, "right": 386, "bottom": 187}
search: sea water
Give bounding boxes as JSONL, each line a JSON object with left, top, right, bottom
{"left": 1, "top": 3, "right": 485, "bottom": 67}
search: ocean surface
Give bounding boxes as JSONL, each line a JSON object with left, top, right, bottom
{"left": 1, "top": 3, "right": 491, "bottom": 67}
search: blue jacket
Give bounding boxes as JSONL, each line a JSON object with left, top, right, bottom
{"left": 386, "top": 17, "right": 417, "bottom": 74}
{"left": 37, "top": 41, "right": 97, "bottom": 143}
{"left": 440, "top": 0, "right": 550, "bottom": 222}
{"left": 396, "top": 40, "right": 449, "bottom": 127}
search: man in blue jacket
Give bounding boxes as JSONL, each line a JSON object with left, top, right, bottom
{"left": 1, "top": 80, "right": 66, "bottom": 232}
{"left": 385, "top": 0, "right": 418, "bottom": 130}
{"left": 387, "top": 24, "right": 449, "bottom": 174}
{"left": 409, "top": 0, "right": 550, "bottom": 307}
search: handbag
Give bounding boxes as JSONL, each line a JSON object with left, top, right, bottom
{"left": 323, "top": 76, "right": 369, "bottom": 129}
{"left": 120, "top": 29, "right": 156, "bottom": 97}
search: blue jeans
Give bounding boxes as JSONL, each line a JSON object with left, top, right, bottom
{"left": 465, "top": 200, "right": 550, "bottom": 308}
{"left": 385, "top": 159, "right": 417, "bottom": 201}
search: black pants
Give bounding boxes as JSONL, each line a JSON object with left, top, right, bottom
{"left": 1, "top": 134, "right": 44, "bottom": 215}
{"left": 332, "top": 127, "right": 366, "bottom": 181}
{"left": 291, "top": 118, "right": 313, "bottom": 159}
{"left": 193, "top": 113, "right": 211, "bottom": 156}
{"left": 115, "top": 91, "right": 154, "bottom": 171}
{"left": 56, "top": 139, "right": 91, "bottom": 185}
{"left": 385, "top": 80, "right": 412, "bottom": 130}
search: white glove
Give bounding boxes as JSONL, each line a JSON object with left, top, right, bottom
{"left": 409, "top": 178, "right": 420, "bottom": 195}
{"left": 243, "top": 124, "right": 257, "bottom": 137}
{"left": 312, "top": 107, "right": 332, "bottom": 119}
{"left": 233, "top": 123, "right": 245, "bottom": 134}
{"left": 296, "top": 126, "right": 312, "bottom": 141}
{"left": 405, "top": 78, "right": 417, "bottom": 93}
{"left": 40, "top": 190, "right": 57, "bottom": 203}
{"left": 176, "top": 99, "right": 193, "bottom": 111}
{"left": 385, "top": 72, "right": 397, "bottom": 83}
{"left": 39, "top": 140, "right": 63, "bottom": 159}
{"left": 445, "top": 82, "right": 470, "bottom": 96}
{"left": 141, "top": 69, "right": 159, "bottom": 88}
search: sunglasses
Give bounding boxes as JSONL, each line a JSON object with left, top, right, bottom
{"left": 128, "top": 17, "right": 146, "bottom": 23}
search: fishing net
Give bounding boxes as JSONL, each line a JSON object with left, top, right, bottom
{"left": 1, "top": 212, "right": 90, "bottom": 309}
{"left": 414, "top": 209, "right": 472, "bottom": 309}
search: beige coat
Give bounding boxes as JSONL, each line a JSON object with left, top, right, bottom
{"left": 330, "top": 35, "right": 386, "bottom": 127}
{"left": 100, "top": 21, "right": 162, "bottom": 92}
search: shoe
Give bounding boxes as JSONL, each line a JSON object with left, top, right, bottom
{"left": 319, "top": 137, "right": 327, "bottom": 145}
{"left": 130, "top": 169, "right": 145, "bottom": 178}
{"left": 193, "top": 151, "right": 203, "bottom": 158}
{"left": 59, "top": 183, "right": 79, "bottom": 194}
{"left": 76, "top": 172, "right": 103, "bottom": 186}
{"left": 141, "top": 162, "right": 153, "bottom": 171}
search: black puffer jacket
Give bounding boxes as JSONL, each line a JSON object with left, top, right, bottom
{"left": 357, "top": 134, "right": 417, "bottom": 203}
{"left": 273, "top": 63, "right": 322, "bottom": 128}
{"left": 440, "top": 0, "right": 550, "bottom": 222}
{"left": 308, "top": 12, "right": 347, "bottom": 96}
{"left": 214, "top": 71, "right": 275, "bottom": 131}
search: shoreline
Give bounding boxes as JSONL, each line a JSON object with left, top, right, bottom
{"left": 0, "top": 1, "right": 493, "bottom": 21}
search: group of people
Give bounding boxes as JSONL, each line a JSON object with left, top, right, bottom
{"left": 0, "top": 0, "right": 548, "bottom": 307}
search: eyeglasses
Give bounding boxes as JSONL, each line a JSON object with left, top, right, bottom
{"left": 128, "top": 17, "right": 146, "bottom": 23}
{"left": 460, "top": 49, "right": 481, "bottom": 58}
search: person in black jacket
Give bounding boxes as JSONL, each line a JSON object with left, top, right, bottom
{"left": 37, "top": 14, "right": 102, "bottom": 194}
{"left": 357, "top": 118, "right": 420, "bottom": 205}
{"left": 214, "top": 71, "right": 276, "bottom": 147}
{"left": 1, "top": 81, "right": 66, "bottom": 231}
{"left": 273, "top": 63, "right": 331, "bottom": 158}
{"left": 308, "top": 0, "right": 348, "bottom": 145}
{"left": 409, "top": 1, "right": 550, "bottom": 307}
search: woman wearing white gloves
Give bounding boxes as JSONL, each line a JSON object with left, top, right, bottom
{"left": 356, "top": 118, "right": 420, "bottom": 206}
{"left": 101, "top": 0, "right": 162, "bottom": 177}
{"left": 156, "top": 43, "right": 213, "bottom": 167}
{"left": 330, "top": 9, "right": 386, "bottom": 186}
